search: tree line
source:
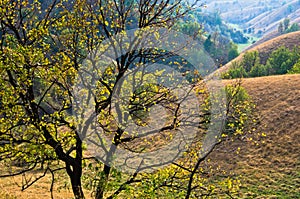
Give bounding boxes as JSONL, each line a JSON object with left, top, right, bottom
{"left": 223, "top": 46, "right": 300, "bottom": 79}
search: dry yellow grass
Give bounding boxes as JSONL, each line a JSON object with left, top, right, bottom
{"left": 0, "top": 173, "right": 75, "bottom": 199}
{"left": 209, "top": 74, "right": 300, "bottom": 197}
{"left": 0, "top": 169, "right": 94, "bottom": 199}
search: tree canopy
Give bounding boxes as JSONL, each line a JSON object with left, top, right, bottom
{"left": 0, "top": 1, "right": 252, "bottom": 198}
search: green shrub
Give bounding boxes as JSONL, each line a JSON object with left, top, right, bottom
{"left": 224, "top": 82, "right": 254, "bottom": 136}
{"left": 249, "top": 64, "right": 268, "bottom": 77}
{"left": 223, "top": 46, "right": 300, "bottom": 79}
{"left": 222, "top": 61, "right": 248, "bottom": 79}
{"left": 285, "top": 23, "right": 300, "bottom": 33}
{"left": 266, "top": 46, "right": 299, "bottom": 75}
{"left": 222, "top": 51, "right": 261, "bottom": 79}
{"left": 228, "top": 43, "right": 239, "bottom": 61}
{"left": 200, "top": 81, "right": 253, "bottom": 137}
{"left": 288, "top": 60, "right": 300, "bottom": 74}
{"left": 242, "top": 51, "right": 260, "bottom": 72}
{"left": 224, "top": 66, "right": 248, "bottom": 79}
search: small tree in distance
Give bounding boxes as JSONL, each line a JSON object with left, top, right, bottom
{"left": 283, "top": 18, "right": 290, "bottom": 31}
{"left": 278, "top": 21, "right": 284, "bottom": 34}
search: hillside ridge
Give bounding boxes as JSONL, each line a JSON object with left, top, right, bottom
{"left": 209, "top": 74, "right": 300, "bottom": 198}
{"left": 217, "top": 30, "right": 300, "bottom": 75}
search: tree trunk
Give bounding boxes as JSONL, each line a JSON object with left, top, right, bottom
{"left": 95, "top": 164, "right": 111, "bottom": 199}
{"left": 67, "top": 162, "right": 85, "bottom": 199}
{"left": 95, "top": 128, "right": 122, "bottom": 199}
{"left": 66, "top": 138, "right": 85, "bottom": 199}
{"left": 72, "top": 184, "right": 85, "bottom": 199}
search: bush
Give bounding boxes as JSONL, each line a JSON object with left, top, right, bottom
{"left": 222, "top": 61, "right": 248, "bottom": 79}
{"left": 228, "top": 43, "right": 239, "bottom": 61}
{"left": 222, "top": 46, "right": 300, "bottom": 79}
{"left": 288, "top": 60, "right": 300, "bottom": 74}
{"left": 242, "top": 51, "right": 260, "bottom": 73}
{"left": 249, "top": 64, "right": 268, "bottom": 77}
{"left": 286, "top": 23, "right": 300, "bottom": 33}
{"left": 200, "top": 81, "right": 253, "bottom": 137}
{"left": 224, "top": 82, "right": 254, "bottom": 136}
{"left": 266, "top": 46, "right": 299, "bottom": 75}
{"left": 226, "top": 66, "right": 248, "bottom": 79}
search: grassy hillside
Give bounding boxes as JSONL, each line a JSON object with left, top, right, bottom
{"left": 245, "top": 31, "right": 300, "bottom": 64}
{"left": 245, "top": 0, "right": 300, "bottom": 34}
{"left": 208, "top": 74, "right": 300, "bottom": 198}
{"left": 205, "top": 0, "right": 300, "bottom": 36}
{"left": 219, "top": 30, "right": 300, "bottom": 74}
{"left": 0, "top": 78, "right": 299, "bottom": 198}
{"left": 209, "top": 30, "right": 300, "bottom": 197}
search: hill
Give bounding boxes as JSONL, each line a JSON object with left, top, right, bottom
{"left": 244, "top": 31, "right": 281, "bottom": 50}
{"left": 208, "top": 74, "right": 300, "bottom": 198}
{"left": 219, "top": 30, "right": 300, "bottom": 74}
{"left": 205, "top": 0, "right": 300, "bottom": 36}
{"left": 245, "top": 0, "right": 300, "bottom": 35}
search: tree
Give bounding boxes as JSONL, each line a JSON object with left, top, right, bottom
{"left": 222, "top": 61, "right": 248, "bottom": 79}
{"left": 228, "top": 43, "right": 239, "bottom": 61}
{"left": 283, "top": 18, "right": 290, "bottom": 31}
{"left": 286, "top": 23, "right": 300, "bottom": 33}
{"left": 0, "top": 0, "right": 203, "bottom": 198}
{"left": 266, "top": 46, "right": 299, "bottom": 75}
{"left": 0, "top": 0, "right": 250, "bottom": 199}
{"left": 204, "top": 33, "right": 238, "bottom": 66}
{"left": 287, "top": 5, "right": 293, "bottom": 13}
{"left": 288, "top": 60, "right": 300, "bottom": 74}
{"left": 247, "top": 28, "right": 252, "bottom": 34}
{"left": 230, "top": 29, "right": 248, "bottom": 44}
{"left": 177, "top": 20, "right": 202, "bottom": 37}
{"left": 204, "top": 35, "right": 214, "bottom": 53}
{"left": 278, "top": 22, "right": 284, "bottom": 34}
{"left": 241, "top": 51, "right": 260, "bottom": 72}
{"left": 249, "top": 64, "right": 268, "bottom": 77}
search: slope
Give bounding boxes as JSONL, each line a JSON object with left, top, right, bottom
{"left": 219, "top": 30, "right": 300, "bottom": 75}
{"left": 209, "top": 74, "right": 300, "bottom": 198}
{"left": 205, "top": 0, "right": 300, "bottom": 36}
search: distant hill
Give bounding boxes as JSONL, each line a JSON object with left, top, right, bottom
{"left": 245, "top": 0, "right": 300, "bottom": 34}
{"left": 244, "top": 31, "right": 281, "bottom": 50}
{"left": 204, "top": 0, "right": 300, "bottom": 36}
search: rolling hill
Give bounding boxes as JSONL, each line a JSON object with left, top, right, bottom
{"left": 208, "top": 74, "right": 300, "bottom": 198}
{"left": 219, "top": 30, "right": 300, "bottom": 74}
{"left": 207, "top": 29, "right": 300, "bottom": 197}
{"left": 204, "top": 0, "right": 300, "bottom": 36}
{"left": 1, "top": 3, "right": 299, "bottom": 197}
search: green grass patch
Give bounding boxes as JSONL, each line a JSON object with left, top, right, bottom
{"left": 240, "top": 170, "right": 300, "bottom": 198}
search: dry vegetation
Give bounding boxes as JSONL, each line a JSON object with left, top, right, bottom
{"left": 246, "top": 30, "right": 300, "bottom": 57}
{"left": 206, "top": 0, "right": 300, "bottom": 35}
{"left": 0, "top": 173, "right": 75, "bottom": 199}
{"left": 1, "top": 73, "right": 299, "bottom": 198}
{"left": 209, "top": 74, "right": 300, "bottom": 198}
{"left": 1, "top": 31, "right": 300, "bottom": 199}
